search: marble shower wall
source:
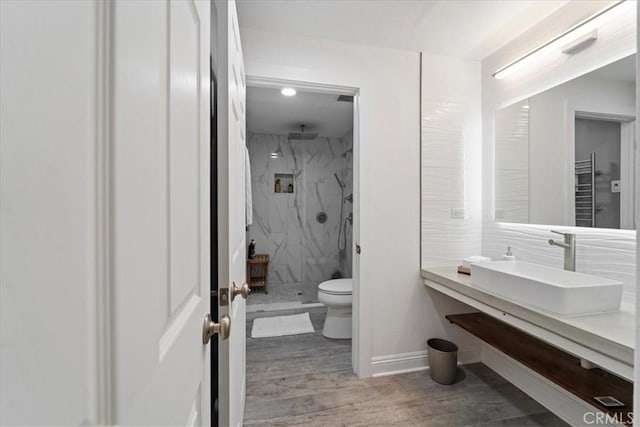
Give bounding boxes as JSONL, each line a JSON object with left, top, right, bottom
{"left": 247, "top": 132, "right": 353, "bottom": 302}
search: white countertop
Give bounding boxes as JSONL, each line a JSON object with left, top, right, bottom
{"left": 421, "top": 266, "right": 634, "bottom": 367}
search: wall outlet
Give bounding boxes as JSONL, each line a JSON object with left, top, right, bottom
{"left": 451, "top": 208, "right": 465, "bottom": 219}
{"left": 611, "top": 180, "right": 621, "bottom": 193}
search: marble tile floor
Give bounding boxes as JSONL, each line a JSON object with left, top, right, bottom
{"left": 244, "top": 307, "right": 568, "bottom": 427}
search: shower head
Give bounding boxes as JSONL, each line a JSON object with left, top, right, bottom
{"left": 287, "top": 124, "right": 318, "bottom": 141}
{"left": 334, "top": 173, "right": 345, "bottom": 189}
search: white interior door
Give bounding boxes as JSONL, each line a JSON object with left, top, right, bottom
{"left": 215, "top": 1, "right": 248, "bottom": 425}
{"left": 110, "top": 0, "right": 211, "bottom": 425}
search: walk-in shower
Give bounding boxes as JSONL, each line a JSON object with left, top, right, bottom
{"left": 246, "top": 131, "right": 354, "bottom": 306}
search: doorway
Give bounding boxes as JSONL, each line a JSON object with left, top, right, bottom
{"left": 245, "top": 85, "right": 354, "bottom": 311}
{"left": 242, "top": 76, "right": 361, "bottom": 374}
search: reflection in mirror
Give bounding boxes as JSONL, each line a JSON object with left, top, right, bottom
{"left": 495, "top": 54, "right": 636, "bottom": 229}
{"left": 495, "top": 100, "right": 529, "bottom": 224}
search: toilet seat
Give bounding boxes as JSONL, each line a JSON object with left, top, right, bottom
{"left": 318, "top": 278, "right": 352, "bottom": 295}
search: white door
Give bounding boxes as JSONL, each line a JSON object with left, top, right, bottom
{"left": 1, "top": 0, "right": 213, "bottom": 425}
{"left": 110, "top": 0, "right": 212, "bottom": 425}
{"left": 215, "top": 1, "right": 248, "bottom": 426}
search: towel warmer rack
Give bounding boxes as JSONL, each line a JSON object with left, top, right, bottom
{"left": 575, "top": 152, "right": 602, "bottom": 227}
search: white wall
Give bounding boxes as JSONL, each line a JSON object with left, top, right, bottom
{"left": 240, "top": 28, "right": 481, "bottom": 376}
{"left": 419, "top": 53, "right": 484, "bottom": 373}
{"left": 421, "top": 54, "right": 483, "bottom": 267}
{"left": 1, "top": 1, "right": 100, "bottom": 424}
{"left": 482, "top": 2, "right": 637, "bottom": 312}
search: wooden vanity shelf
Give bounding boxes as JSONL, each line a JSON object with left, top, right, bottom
{"left": 446, "top": 312, "right": 633, "bottom": 425}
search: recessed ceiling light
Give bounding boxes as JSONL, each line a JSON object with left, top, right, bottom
{"left": 281, "top": 87, "right": 296, "bottom": 97}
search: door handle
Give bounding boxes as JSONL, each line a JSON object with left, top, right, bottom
{"left": 232, "top": 282, "right": 251, "bottom": 301}
{"left": 202, "top": 314, "right": 231, "bottom": 344}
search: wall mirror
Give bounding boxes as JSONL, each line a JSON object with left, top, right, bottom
{"left": 494, "top": 54, "right": 636, "bottom": 229}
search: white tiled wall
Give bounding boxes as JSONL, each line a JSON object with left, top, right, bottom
{"left": 421, "top": 54, "right": 482, "bottom": 267}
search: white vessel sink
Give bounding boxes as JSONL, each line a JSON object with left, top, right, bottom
{"left": 470, "top": 261, "right": 623, "bottom": 316}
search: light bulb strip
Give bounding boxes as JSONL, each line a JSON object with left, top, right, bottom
{"left": 492, "top": 0, "right": 625, "bottom": 79}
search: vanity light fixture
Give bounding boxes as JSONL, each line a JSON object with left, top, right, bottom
{"left": 561, "top": 30, "right": 598, "bottom": 55}
{"left": 280, "top": 87, "right": 296, "bottom": 96}
{"left": 493, "top": 0, "right": 627, "bottom": 80}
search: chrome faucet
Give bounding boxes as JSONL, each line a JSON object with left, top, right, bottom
{"left": 548, "top": 230, "right": 576, "bottom": 272}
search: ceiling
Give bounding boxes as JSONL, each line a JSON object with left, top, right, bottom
{"left": 246, "top": 86, "right": 353, "bottom": 138}
{"left": 242, "top": 1, "right": 627, "bottom": 138}
{"left": 236, "top": 0, "right": 569, "bottom": 60}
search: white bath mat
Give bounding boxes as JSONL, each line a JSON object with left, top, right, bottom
{"left": 251, "top": 312, "right": 314, "bottom": 338}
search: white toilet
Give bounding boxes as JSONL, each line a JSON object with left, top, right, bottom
{"left": 317, "top": 278, "right": 352, "bottom": 339}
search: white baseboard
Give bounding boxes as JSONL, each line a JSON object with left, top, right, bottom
{"left": 371, "top": 345, "right": 481, "bottom": 377}
{"left": 482, "top": 345, "right": 628, "bottom": 427}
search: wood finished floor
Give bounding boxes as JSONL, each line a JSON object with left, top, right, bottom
{"left": 244, "top": 307, "right": 568, "bottom": 427}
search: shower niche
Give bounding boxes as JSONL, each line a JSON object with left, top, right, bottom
{"left": 274, "top": 173, "right": 294, "bottom": 193}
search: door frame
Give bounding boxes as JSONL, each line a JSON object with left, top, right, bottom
{"left": 245, "top": 74, "right": 372, "bottom": 377}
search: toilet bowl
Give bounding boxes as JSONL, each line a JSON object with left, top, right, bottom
{"left": 317, "top": 278, "right": 352, "bottom": 339}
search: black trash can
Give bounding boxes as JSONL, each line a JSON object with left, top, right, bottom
{"left": 427, "top": 338, "right": 458, "bottom": 385}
